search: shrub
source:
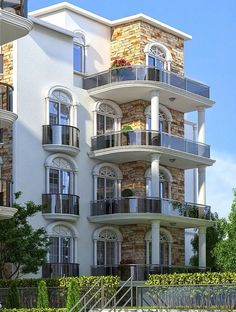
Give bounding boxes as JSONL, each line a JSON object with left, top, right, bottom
{"left": 36, "top": 280, "right": 49, "bottom": 308}
{"left": 121, "top": 189, "right": 134, "bottom": 197}
{"left": 66, "top": 279, "right": 80, "bottom": 311}
{"left": 121, "top": 125, "right": 133, "bottom": 132}
{"left": 6, "top": 281, "right": 20, "bottom": 308}
{"left": 1, "top": 309, "right": 66, "bottom": 312}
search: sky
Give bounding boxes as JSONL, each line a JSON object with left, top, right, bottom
{"left": 28, "top": 0, "right": 236, "bottom": 218}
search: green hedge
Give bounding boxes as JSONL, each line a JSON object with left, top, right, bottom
{"left": 146, "top": 272, "right": 236, "bottom": 285}
{"left": 0, "top": 278, "right": 60, "bottom": 288}
{"left": 1, "top": 309, "right": 66, "bottom": 312}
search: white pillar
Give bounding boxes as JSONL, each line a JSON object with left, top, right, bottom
{"left": 118, "top": 179, "right": 122, "bottom": 198}
{"left": 151, "top": 154, "right": 160, "bottom": 197}
{"left": 198, "top": 166, "right": 206, "bottom": 205}
{"left": 73, "top": 104, "right": 79, "bottom": 127}
{"left": 198, "top": 108, "right": 205, "bottom": 143}
{"left": 94, "top": 240, "right": 97, "bottom": 265}
{"left": 199, "top": 227, "right": 206, "bottom": 268}
{"left": 93, "top": 176, "right": 98, "bottom": 200}
{"left": 168, "top": 243, "right": 172, "bottom": 266}
{"left": 151, "top": 220, "right": 160, "bottom": 265}
{"left": 151, "top": 91, "right": 160, "bottom": 131}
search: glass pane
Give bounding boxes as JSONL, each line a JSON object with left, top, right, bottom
{"left": 97, "top": 114, "right": 105, "bottom": 135}
{"left": 156, "top": 59, "right": 164, "bottom": 70}
{"left": 106, "top": 179, "right": 115, "bottom": 198}
{"left": 49, "top": 237, "right": 59, "bottom": 263}
{"left": 106, "top": 116, "right": 115, "bottom": 132}
{"left": 49, "top": 169, "right": 59, "bottom": 193}
{"left": 160, "top": 182, "right": 165, "bottom": 199}
{"left": 60, "top": 103, "right": 70, "bottom": 125}
{"left": 106, "top": 241, "right": 116, "bottom": 265}
{"left": 97, "top": 177, "right": 105, "bottom": 200}
{"left": 97, "top": 241, "right": 105, "bottom": 265}
{"left": 60, "top": 170, "right": 70, "bottom": 194}
{"left": 73, "top": 44, "right": 83, "bottom": 72}
{"left": 49, "top": 101, "right": 59, "bottom": 124}
{"left": 148, "top": 56, "right": 155, "bottom": 67}
{"left": 61, "top": 237, "right": 71, "bottom": 263}
{"left": 147, "top": 117, "right": 151, "bottom": 130}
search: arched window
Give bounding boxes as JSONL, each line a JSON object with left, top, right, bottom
{"left": 144, "top": 42, "right": 172, "bottom": 71}
{"left": 145, "top": 104, "right": 172, "bottom": 134}
{"left": 93, "top": 100, "right": 122, "bottom": 136}
{"left": 93, "top": 226, "right": 123, "bottom": 266}
{"left": 145, "top": 166, "right": 173, "bottom": 199}
{"left": 73, "top": 32, "right": 86, "bottom": 73}
{"left": 145, "top": 228, "right": 173, "bottom": 265}
{"left": 93, "top": 163, "right": 122, "bottom": 200}
{"left": 49, "top": 225, "right": 75, "bottom": 264}
{"left": 48, "top": 89, "right": 73, "bottom": 126}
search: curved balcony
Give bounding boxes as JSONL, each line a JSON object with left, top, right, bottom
{"left": 89, "top": 197, "right": 211, "bottom": 227}
{"left": 42, "top": 125, "right": 80, "bottom": 156}
{"left": 0, "top": 0, "right": 33, "bottom": 45}
{"left": 42, "top": 193, "right": 80, "bottom": 222}
{"left": 0, "top": 83, "right": 17, "bottom": 127}
{"left": 42, "top": 263, "right": 79, "bottom": 278}
{"left": 90, "top": 130, "right": 213, "bottom": 169}
{"left": 83, "top": 66, "right": 213, "bottom": 112}
{"left": 0, "top": 179, "right": 16, "bottom": 219}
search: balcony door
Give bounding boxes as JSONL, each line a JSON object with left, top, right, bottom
{"left": 96, "top": 166, "right": 117, "bottom": 200}
{"left": 96, "top": 229, "right": 120, "bottom": 266}
{"left": 49, "top": 90, "right": 72, "bottom": 126}
{"left": 49, "top": 168, "right": 72, "bottom": 195}
{"left": 96, "top": 103, "right": 118, "bottom": 136}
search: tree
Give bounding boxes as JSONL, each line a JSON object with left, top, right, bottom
{"left": 66, "top": 279, "right": 80, "bottom": 311}
{"left": 214, "top": 189, "right": 236, "bottom": 271}
{"left": 190, "top": 212, "right": 226, "bottom": 270}
{"left": 6, "top": 280, "right": 20, "bottom": 308}
{"left": 36, "top": 280, "right": 49, "bottom": 308}
{"left": 0, "top": 194, "right": 49, "bottom": 279}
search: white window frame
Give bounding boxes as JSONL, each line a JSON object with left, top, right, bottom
{"left": 144, "top": 42, "right": 172, "bottom": 71}
{"left": 73, "top": 32, "right": 86, "bottom": 74}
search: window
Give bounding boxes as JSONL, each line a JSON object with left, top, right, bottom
{"left": 145, "top": 104, "right": 172, "bottom": 134}
{"left": 97, "top": 103, "right": 117, "bottom": 135}
{"left": 97, "top": 166, "right": 117, "bottom": 200}
{"left": 49, "top": 225, "right": 74, "bottom": 263}
{"left": 144, "top": 42, "right": 172, "bottom": 71}
{"left": 145, "top": 166, "right": 172, "bottom": 199}
{"left": 49, "top": 90, "right": 72, "bottom": 125}
{"left": 73, "top": 33, "right": 85, "bottom": 73}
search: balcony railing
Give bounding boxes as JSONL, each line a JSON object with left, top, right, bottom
{"left": 42, "top": 194, "right": 80, "bottom": 216}
{"left": 42, "top": 125, "right": 80, "bottom": 148}
{"left": 91, "top": 197, "right": 211, "bottom": 220}
{"left": 91, "top": 130, "right": 210, "bottom": 158}
{"left": 0, "top": 179, "right": 13, "bottom": 207}
{"left": 91, "top": 264, "right": 209, "bottom": 281}
{"left": 0, "top": 82, "right": 13, "bottom": 112}
{"left": 42, "top": 263, "right": 79, "bottom": 278}
{"left": 83, "top": 65, "right": 210, "bottom": 98}
{"left": 0, "top": 0, "right": 28, "bottom": 17}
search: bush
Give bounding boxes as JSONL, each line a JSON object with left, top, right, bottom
{"left": 37, "top": 280, "right": 49, "bottom": 308}
{"left": 1, "top": 309, "right": 66, "bottom": 312}
{"left": 6, "top": 281, "right": 20, "bottom": 308}
{"left": 66, "top": 280, "right": 80, "bottom": 311}
{"left": 121, "top": 189, "right": 134, "bottom": 197}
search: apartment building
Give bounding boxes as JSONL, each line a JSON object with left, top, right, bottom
{"left": 2, "top": 2, "right": 215, "bottom": 280}
{"left": 0, "top": 0, "right": 33, "bottom": 220}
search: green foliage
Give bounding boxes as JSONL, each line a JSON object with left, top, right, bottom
{"left": 190, "top": 212, "right": 227, "bottom": 270}
{"left": 1, "top": 309, "right": 66, "bottom": 312}
{"left": 0, "top": 199, "right": 50, "bottom": 279}
{"left": 6, "top": 281, "right": 20, "bottom": 308}
{"left": 146, "top": 272, "right": 236, "bottom": 285}
{"left": 121, "top": 124, "right": 133, "bottom": 132}
{"left": 121, "top": 189, "right": 134, "bottom": 197}
{"left": 66, "top": 280, "right": 80, "bottom": 311}
{"left": 0, "top": 278, "right": 60, "bottom": 288}
{"left": 214, "top": 189, "right": 236, "bottom": 271}
{"left": 36, "top": 280, "right": 49, "bottom": 308}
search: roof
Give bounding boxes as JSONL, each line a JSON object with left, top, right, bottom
{"left": 30, "top": 2, "right": 192, "bottom": 41}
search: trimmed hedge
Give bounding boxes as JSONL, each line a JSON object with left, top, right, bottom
{"left": 0, "top": 278, "right": 60, "bottom": 288}
{"left": 146, "top": 272, "right": 236, "bottom": 285}
{"left": 1, "top": 310, "right": 66, "bottom": 312}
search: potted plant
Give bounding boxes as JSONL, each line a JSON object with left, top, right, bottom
{"left": 111, "top": 57, "right": 132, "bottom": 81}
{"left": 121, "top": 124, "right": 135, "bottom": 145}
{"left": 121, "top": 188, "right": 134, "bottom": 197}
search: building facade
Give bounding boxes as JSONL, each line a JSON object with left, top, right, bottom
{"left": 3, "top": 2, "right": 215, "bottom": 279}
{"left": 0, "top": 0, "right": 33, "bottom": 220}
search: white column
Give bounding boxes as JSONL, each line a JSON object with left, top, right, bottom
{"left": 199, "top": 227, "right": 206, "bottom": 268}
{"left": 45, "top": 166, "right": 50, "bottom": 192}
{"left": 151, "top": 220, "right": 160, "bottom": 265}
{"left": 151, "top": 91, "right": 160, "bottom": 131}
{"left": 168, "top": 243, "right": 172, "bottom": 266}
{"left": 151, "top": 154, "right": 160, "bottom": 197}
{"left": 198, "top": 166, "right": 206, "bottom": 205}
{"left": 93, "top": 176, "right": 97, "bottom": 200}
{"left": 94, "top": 240, "right": 97, "bottom": 265}
{"left": 93, "top": 111, "right": 97, "bottom": 136}
{"left": 73, "top": 104, "right": 79, "bottom": 127}
{"left": 118, "top": 179, "right": 122, "bottom": 198}
{"left": 198, "top": 108, "right": 205, "bottom": 143}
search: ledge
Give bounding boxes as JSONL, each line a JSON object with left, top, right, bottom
{"left": 0, "top": 206, "right": 17, "bottom": 220}
{"left": 42, "top": 213, "right": 80, "bottom": 222}
{"left": 42, "top": 144, "right": 80, "bottom": 156}
{"left": 0, "top": 109, "right": 18, "bottom": 127}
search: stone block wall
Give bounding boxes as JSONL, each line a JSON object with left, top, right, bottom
{"left": 120, "top": 100, "right": 149, "bottom": 130}
{"left": 111, "top": 21, "right": 184, "bottom": 75}
{"left": 0, "top": 43, "right": 13, "bottom": 180}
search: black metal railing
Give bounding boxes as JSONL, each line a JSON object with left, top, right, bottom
{"left": 42, "top": 125, "right": 80, "bottom": 148}
{"left": 83, "top": 65, "right": 210, "bottom": 98}
{"left": 42, "top": 193, "right": 80, "bottom": 216}
{"left": 0, "top": 0, "right": 28, "bottom": 17}
{"left": 42, "top": 263, "right": 79, "bottom": 278}
{"left": 0, "top": 179, "right": 13, "bottom": 207}
{"left": 91, "top": 264, "right": 209, "bottom": 281}
{"left": 91, "top": 130, "right": 210, "bottom": 158}
{"left": 91, "top": 197, "right": 211, "bottom": 220}
{"left": 0, "top": 82, "right": 13, "bottom": 111}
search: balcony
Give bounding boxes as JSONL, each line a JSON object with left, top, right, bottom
{"left": 83, "top": 66, "right": 214, "bottom": 112}
{"left": 0, "top": 82, "right": 17, "bottom": 127}
{"left": 91, "top": 264, "right": 208, "bottom": 281}
{"left": 42, "top": 125, "right": 80, "bottom": 156}
{"left": 0, "top": 179, "right": 16, "bottom": 219}
{"left": 0, "top": 0, "right": 33, "bottom": 45}
{"left": 89, "top": 130, "right": 214, "bottom": 169}
{"left": 42, "top": 263, "right": 79, "bottom": 278}
{"left": 42, "top": 193, "right": 80, "bottom": 222}
{"left": 89, "top": 197, "right": 211, "bottom": 227}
